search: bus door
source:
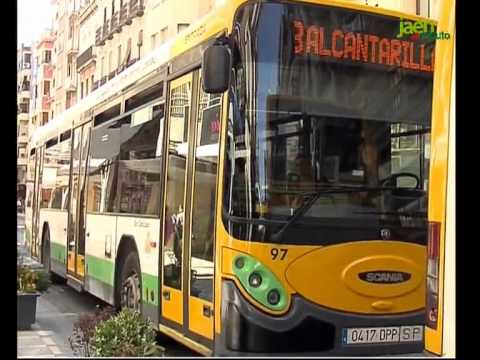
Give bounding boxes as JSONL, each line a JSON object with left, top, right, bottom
{"left": 161, "top": 70, "right": 220, "bottom": 344}
{"left": 31, "top": 146, "right": 44, "bottom": 259}
{"left": 67, "top": 122, "right": 92, "bottom": 280}
{"left": 185, "top": 77, "right": 222, "bottom": 341}
{"left": 161, "top": 72, "right": 194, "bottom": 329}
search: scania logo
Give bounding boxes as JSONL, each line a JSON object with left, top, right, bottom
{"left": 380, "top": 228, "right": 391, "bottom": 240}
{"left": 358, "top": 271, "right": 411, "bottom": 284}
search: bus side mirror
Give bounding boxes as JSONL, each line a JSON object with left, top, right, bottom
{"left": 202, "top": 44, "right": 231, "bottom": 94}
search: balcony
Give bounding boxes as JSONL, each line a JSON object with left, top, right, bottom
{"left": 103, "top": 20, "right": 110, "bottom": 41}
{"left": 110, "top": 12, "right": 121, "bottom": 35}
{"left": 20, "top": 82, "right": 31, "bottom": 98}
{"left": 18, "top": 112, "right": 29, "bottom": 121}
{"left": 77, "top": 46, "right": 95, "bottom": 71}
{"left": 128, "top": 0, "right": 144, "bottom": 19}
{"left": 65, "top": 74, "right": 77, "bottom": 91}
{"left": 119, "top": 3, "right": 129, "bottom": 25}
{"left": 66, "top": 37, "right": 79, "bottom": 55}
{"left": 18, "top": 134, "right": 28, "bottom": 144}
{"left": 95, "top": 27, "right": 105, "bottom": 46}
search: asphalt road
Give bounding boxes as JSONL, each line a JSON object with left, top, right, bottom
{"left": 17, "top": 214, "right": 197, "bottom": 357}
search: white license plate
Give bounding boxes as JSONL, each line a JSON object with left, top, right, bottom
{"left": 342, "top": 325, "right": 423, "bottom": 345}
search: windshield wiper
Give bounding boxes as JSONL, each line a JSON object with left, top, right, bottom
{"left": 270, "top": 185, "right": 396, "bottom": 242}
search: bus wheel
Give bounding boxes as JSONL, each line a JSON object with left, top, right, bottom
{"left": 119, "top": 252, "right": 142, "bottom": 312}
{"left": 42, "top": 227, "right": 51, "bottom": 273}
{"left": 42, "top": 227, "right": 65, "bottom": 284}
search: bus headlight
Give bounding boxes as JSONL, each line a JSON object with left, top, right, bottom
{"left": 267, "top": 289, "right": 281, "bottom": 305}
{"left": 248, "top": 272, "right": 262, "bottom": 287}
{"left": 233, "top": 254, "right": 288, "bottom": 312}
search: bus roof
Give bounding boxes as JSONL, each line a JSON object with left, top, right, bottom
{"left": 31, "top": 0, "right": 435, "bottom": 148}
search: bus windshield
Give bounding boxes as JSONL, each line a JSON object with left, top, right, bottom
{"left": 223, "top": 1, "right": 435, "bottom": 245}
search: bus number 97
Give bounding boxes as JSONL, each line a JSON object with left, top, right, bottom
{"left": 271, "top": 248, "right": 288, "bottom": 260}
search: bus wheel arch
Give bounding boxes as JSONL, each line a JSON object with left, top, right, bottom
{"left": 114, "top": 235, "right": 142, "bottom": 311}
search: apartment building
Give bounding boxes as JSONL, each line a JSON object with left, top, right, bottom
{"left": 77, "top": 0, "right": 99, "bottom": 101}
{"left": 17, "top": 45, "right": 32, "bottom": 185}
{"left": 52, "top": 0, "right": 80, "bottom": 115}
{"left": 92, "top": 0, "right": 214, "bottom": 90}
{"left": 29, "top": 32, "right": 55, "bottom": 133}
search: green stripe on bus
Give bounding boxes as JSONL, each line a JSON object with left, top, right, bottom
{"left": 50, "top": 242, "right": 66, "bottom": 264}
{"left": 86, "top": 255, "right": 115, "bottom": 286}
{"left": 142, "top": 273, "right": 159, "bottom": 306}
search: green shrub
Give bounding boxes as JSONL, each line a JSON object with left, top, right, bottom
{"left": 17, "top": 266, "right": 51, "bottom": 293}
{"left": 35, "top": 270, "right": 52, "bottom": 292}
{"left": 69, "top": 306, "right": 115, "bottom": 357}
{"left": 91, "top": 308, "right": 165, "bottom": 357}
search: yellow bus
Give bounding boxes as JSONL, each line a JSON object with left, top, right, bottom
{"left": 26, "top": 0, "right": 437, "bottom": 355}
{"left": 424, "top": 0, "right": 455, "bottom": 356}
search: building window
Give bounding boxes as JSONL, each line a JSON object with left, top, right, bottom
{"left": 81, "top": 82, "right": 84, "bottom": 99}
{"left": 104, "top": 7, "right": 107, "bottom": 22}
{"left": 151, "top": 33, "right": 157, "bottom": 51}
{"left": 117, "top": 44, "right": 122, "bottom": 68}
{"left": 138, "top": 30, "right": 143, "bottom": 59}
{"left": 43, "top": 81, "right": 50, "bottom": 96}
{"left": 108, "top": 51, "right": 113, "bottom": 73}
{"left": 91, "top": 75, "right": 94, "bottom": 91}
{"left": 160, "top": 27, "right": 168, "bottom": 44}
{"left": 43, "top": 50, "right": 51, "bottom": 63}
{"left": 111, "top": 0, "right": 115, "bottom": 15}
{"left": 42, "top": 112, "right": 49, "bottom": 125}
{"left": 24, "top": 53, "right": 31, "bottom": 65}
{"left": 101, "top": 56, "right": 105, "bottom": 78}
{"left": 86, "top": 78, "right": 89, "bottom": 95}
{"left": 177, "top": 23, "right": 189, "bottom": 34}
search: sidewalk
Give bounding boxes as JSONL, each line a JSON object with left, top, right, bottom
{"left": 18, "top": 328, "right": 69, "bottom": 357}
{"left": 17, "top": 217, "right": 75, "bottom": 358}
{"left": 17, "top": 259, "right": 74, "bottom": 357}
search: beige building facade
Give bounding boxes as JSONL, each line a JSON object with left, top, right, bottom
{"left": 92, "top": 0, "right": 215, "bottom": 90}
{"left": 77, "top": 0, "right": 99, "bottom": 100}
{"left": 17, "top": 45, "right": 32, "bottom": 184}
{"left": 29, "top": 32, "right": 55, "bottom": 132}
{"left": 52, "top": 0, "right": 80, "bottom": 116}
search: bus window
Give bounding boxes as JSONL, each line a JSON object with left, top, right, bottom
{"left": 223, "top": 2, "right": 434, "bottom": 245}
{"left": 190, "top": 89, "right": 222, "bottom": 301}
{"left": 87, "top": 119, "right": 122, "bottom": 213}
{"left": 117, "top": 102, "right": 164, "bottom": 216}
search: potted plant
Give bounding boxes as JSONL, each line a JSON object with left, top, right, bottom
{"left": 17, "top": 266, "right": 51, "bottom": 330}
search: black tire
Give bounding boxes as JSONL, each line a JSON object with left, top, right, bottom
{"left": 42, "top": 227, "right": 66, "bottom": 284}
{"left": 116, "top": 251, "right": 142, "bottom": 312}
{"left": 42, "top": 227, "right": 51, "bottom": 273}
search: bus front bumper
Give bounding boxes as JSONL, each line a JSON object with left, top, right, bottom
{"left": 214, "top": 280, "right": 425, "bottom": 356}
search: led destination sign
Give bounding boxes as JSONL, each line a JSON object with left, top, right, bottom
{"left": 293, "top": 20, "right": 435, "bottom": 72}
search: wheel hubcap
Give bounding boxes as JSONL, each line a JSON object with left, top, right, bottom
{"left": 121, "top": 272, "right": 140, "bottom": 311}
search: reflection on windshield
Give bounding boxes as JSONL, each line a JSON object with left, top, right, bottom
{"left": 222, "top": 2, "right": 434, "bottom": 245}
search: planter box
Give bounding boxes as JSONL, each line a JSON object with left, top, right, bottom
{"left": 17, "top": 293, "right": 39, "bottom": 330}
